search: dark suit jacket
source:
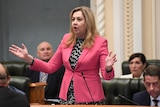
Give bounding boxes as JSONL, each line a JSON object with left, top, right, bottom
{"left": 0, "top": 87, "right": 30, "bottom": 107}
{"left": 132, "top": 90, "right": 150, "bottom": 106}
{"left": 25, "top": 65, "right": 65, "bottom": 99}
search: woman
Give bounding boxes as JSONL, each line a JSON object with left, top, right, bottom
{"left": 121, "top": 53, "right": 147, "bottom": 78}
{"left": 9, "top": 6, "right": 117, "bottom": 104}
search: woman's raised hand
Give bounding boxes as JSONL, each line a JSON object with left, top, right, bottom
{"left": 105, "top": 51, "right": 117, "bottom": 71}
{"left": 9, "top": 43, "right": 33, "bottom": 63}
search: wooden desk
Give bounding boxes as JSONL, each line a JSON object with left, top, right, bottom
{"left": 30, "top": 104, "right": 150, "bottom": 107}
{"left": 30, "top": 82, "right": 47, "bottom": 104}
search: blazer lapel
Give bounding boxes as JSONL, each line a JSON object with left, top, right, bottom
{"left": 64, "top": 44, "right": 90, "bottom": 70}
{"left": 74, "top": 48, "right": 90, "bottom": 70}
{"left": 64, "top": 46, "right": 73, "bottom": 70}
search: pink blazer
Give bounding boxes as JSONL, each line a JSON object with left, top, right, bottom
{"left": 30, "top": 33, "right": 114, "bottom": 103}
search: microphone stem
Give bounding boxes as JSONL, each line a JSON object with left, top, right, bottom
{"left": 81, "top": 72, "right": 94, "bottom": 102}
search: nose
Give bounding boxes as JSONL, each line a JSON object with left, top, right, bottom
{"left": 149, "top": 84, "right": 154, "bottom": 90}
{"left": 73, "top": 19, "right": 78, "bottom": 25}
{"left": 132, "top": 63, "right": 136, "bottom": 68}
{"left": 43, "top": 49, "right": 49, "bottom": 53}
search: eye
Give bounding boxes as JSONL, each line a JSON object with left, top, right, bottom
{"left": 71, "top": 18, "right": 75, "bottom": 22}
{"left": 153, "top": 82, "right": 158, "bottom": 86}
{"left": 135, "top": 61, "right": 141, "bottom": 64}
{"left": 145, "top": 82, "right": 150, "bottom": 86}
{"left": 40, "top": 48, "right": 44, "bottom": 51}
{"left": 129, "top": 62, "right": 133, "bottom": 65}
{"left": 77, "top": 17, "right": 82, "bottom": 21}
{"left": 46, "top": 48, "right": 51, "bottom": 51}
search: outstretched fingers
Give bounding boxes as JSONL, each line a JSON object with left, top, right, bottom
{"left": 105, "top": 51, "right": 117, "bottom": 67}
{"left": 112, "top": 54, "right": 117, "bottom": 63}
{"left": 108, "top": 51, "right": 112, "bottom": 57}
{"left": 9, "top": 44, "right": 19, "bottom": 52}
{"left": 21, "top": 43, "right": 27, "bottom": 50}
{"left": 9, "top": 43, "right": 28, "bottom": 57}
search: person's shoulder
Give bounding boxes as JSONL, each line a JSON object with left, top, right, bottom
{"left": 12, "top": 91, "right": 30, "bottom": 105}
{"left": 133, "top": 90, "right": 150, "bottom": 106}
{"left": 94, "top": 35, "right": 108, "bottom": 46}
{"left": 5, "top": 87, "right": 27, "bottom": 99}
{"left": 0, "top": 87, "right": 29, "bottom": 107}
{"left": 94, "top": 35, "right": 106, "bottom": 41}
{"left": 133, "top": 90, "right": 149, "bottom": 102}
{"left": 8, "top": 86, "right": 25, "bottom": 95}
{"left": 133, "top": 90, "right": 148, "bottom": 97}
{"left": 62, "top": 33, "right": 71, "bottom": 39}
{"left": 60, "top": 33, "right": 71, "bottom": 44}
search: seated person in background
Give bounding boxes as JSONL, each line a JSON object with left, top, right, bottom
{"left": 121, "top": 53, "right": 147, "bottom": 78}
{"left": 8, "top": 85, "right": 25, "bottom": 95}
{"left": 132, "top": 65, "right": 160, "bottom": 106}
{"left": 0, "top": 63, "right": 30, "bottom": 107}
{"left": 25, "top": 41, "right": 65, "bottom": 101}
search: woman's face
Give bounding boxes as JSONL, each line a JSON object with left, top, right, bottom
{"left": 129, "top": 57, "right": 146, "bottom": 78}
{"left": 71, "top": 10, "right": 87, "bottom": 38}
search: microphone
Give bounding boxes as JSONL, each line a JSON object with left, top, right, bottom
{"left": 118, "top": 94, "right": 139, "bottom": 105}
{"left": 44, "top": 98, "right": 60, "bottom": 105}
{"left": 81, "top": 72, "right": 94, "bottom": 102}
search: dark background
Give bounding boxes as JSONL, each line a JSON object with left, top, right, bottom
{"left": 0, "top": 0, "right": 90, "bottom": 61}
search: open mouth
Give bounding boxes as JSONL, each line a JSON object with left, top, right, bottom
{"left": 73, "top": 26, "right": 78, "bottom": 30}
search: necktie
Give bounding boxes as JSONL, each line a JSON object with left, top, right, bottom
{"left": 40, "top": 72, "right": 47, "bottom": 82}
{"left": 153, "top": 99, "right": 159, "bottom": 106}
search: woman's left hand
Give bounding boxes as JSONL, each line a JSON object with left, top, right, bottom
{"left": 105, "top": 51, "right": 117, "bottom": 70}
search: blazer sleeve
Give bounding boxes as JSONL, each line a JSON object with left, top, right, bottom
{"left": 97, "top": 37, "right": 114, "bottom": 80}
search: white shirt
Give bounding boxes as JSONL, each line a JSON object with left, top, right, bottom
{"left": 150, "top": 96, "right": 160, "bottom": 106}
{"left": 39, "top": 72, "right": 48, "bottom": 82}
{"left": 120, "top": 73, "right": 143, "bottom": 79}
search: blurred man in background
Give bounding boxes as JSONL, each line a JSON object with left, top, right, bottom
{"left": 133, "top": 65, "right": 160, "bottom": 106}
{"left": 25, "top": 41, "right": 65, "bottom": 103}
{"left": 0, "top": 63, "right": 30, "bottom": 107}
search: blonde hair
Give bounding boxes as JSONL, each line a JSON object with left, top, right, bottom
{"left": 66, "top": 6, "right": 99, "bottom": 49}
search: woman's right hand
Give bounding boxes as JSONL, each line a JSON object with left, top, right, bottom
{"left": 9, "top": 43, "right": 33, "bottom": 63}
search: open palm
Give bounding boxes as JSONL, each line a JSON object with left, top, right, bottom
{"left": 9, "top": 43, "right": 29, "bottom": 60}
{"left": 105, "top": 51, "right": 117, "bottom": 68}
